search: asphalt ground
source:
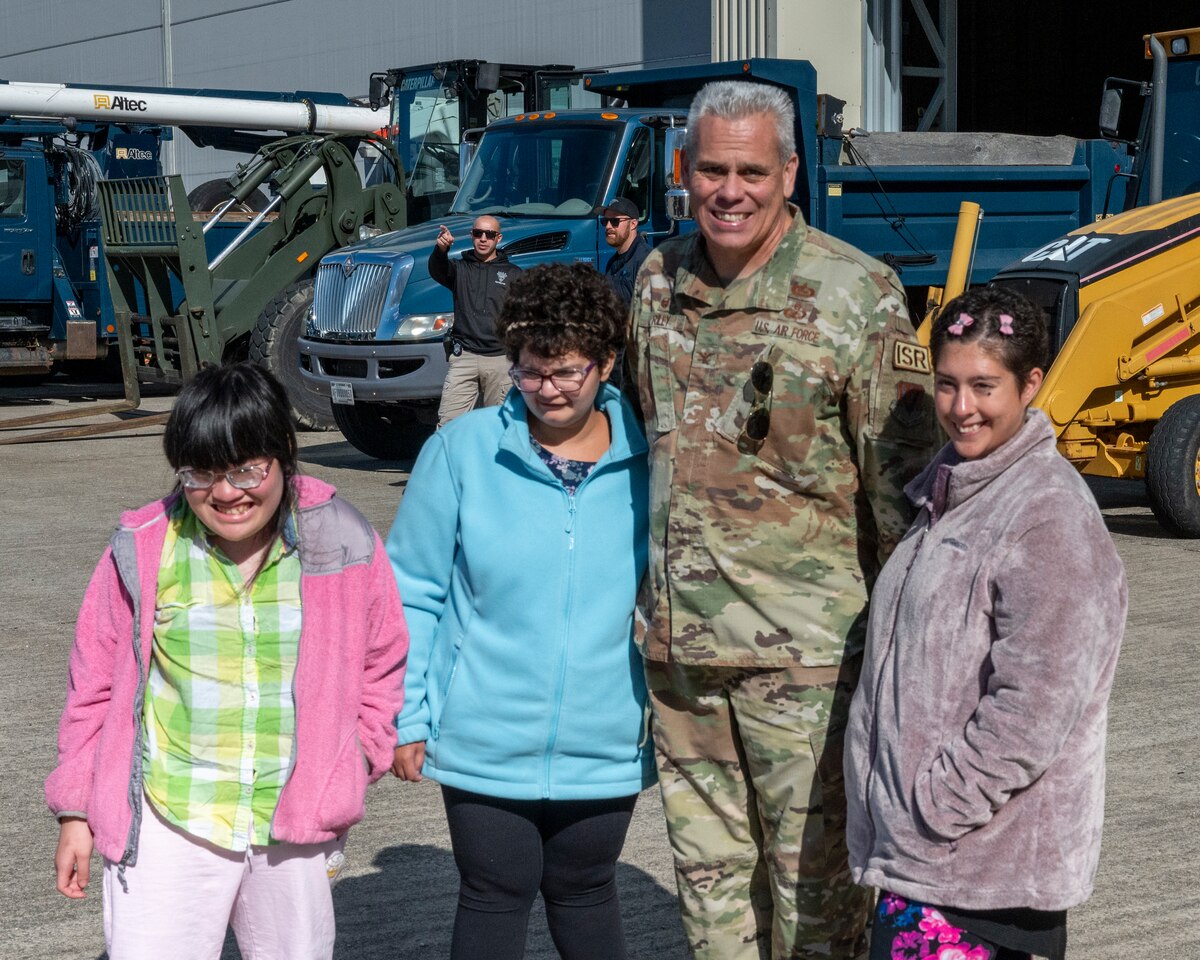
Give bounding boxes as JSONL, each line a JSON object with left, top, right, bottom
{"left": 0, "top": 379, "right": 1194, "bottom": 959}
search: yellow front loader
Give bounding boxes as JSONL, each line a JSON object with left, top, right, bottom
{"left": 987, "top": 192, "right": 1200, "bottom": 535}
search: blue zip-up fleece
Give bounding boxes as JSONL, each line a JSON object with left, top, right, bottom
{"left": 387, "top": 384, "right": 655, "bottom": 800}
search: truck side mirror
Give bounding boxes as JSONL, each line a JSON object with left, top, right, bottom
{"left": 1098, "top": 77, "right": 1147, "bottom": 143}
{"left": 459, "top": 131, "right": 482, "bottom": 185}
{"left": 663, "top": 126, "right": 691, "bottom": 222}
{"left": 475, "top": 62, "right": 501, "bottom": 94}
{"left": 369, "top": 73, "right": 391, "bottom": 111}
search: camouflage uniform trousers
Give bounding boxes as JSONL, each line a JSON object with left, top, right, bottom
{"left": 645, "top": 655, "right": 870, "bottom": 960}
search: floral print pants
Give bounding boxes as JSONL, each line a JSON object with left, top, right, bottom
{"left": 869, "top": 892, "right": 1032, "bottom": 960}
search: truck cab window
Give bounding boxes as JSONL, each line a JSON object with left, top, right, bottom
{"left": 394, "top": 76, "right": 461, "bottom": 196}
{"left": 617, "top": 129, "right": 650, "bottom": 223}
{"left": 0, "top": 161, "right": 26, "bottom": 218}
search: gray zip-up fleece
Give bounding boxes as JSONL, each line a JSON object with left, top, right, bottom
{"left": 844, "top": 409, "right": 1127, "bottom": 911}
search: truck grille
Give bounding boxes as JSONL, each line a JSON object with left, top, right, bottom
{"left": 312, "top": 260, "right": 394, "bottom": 339}
{"left": 502, "top": 231, "right": 569, "bottom": 256}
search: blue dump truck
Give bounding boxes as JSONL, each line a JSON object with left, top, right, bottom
{"left": 297, "top": 57, "right": 1142, "bottom": 459}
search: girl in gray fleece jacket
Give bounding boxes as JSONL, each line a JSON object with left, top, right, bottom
{"left": 845, "top": 288, "right": 1127, "bottom": 960}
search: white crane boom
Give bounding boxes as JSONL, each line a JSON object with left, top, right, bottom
{"left": 0, "top": 81, "right": 386, "bottom": 135}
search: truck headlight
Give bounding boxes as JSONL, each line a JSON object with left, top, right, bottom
{"left": 358, "top": 225, "right": 384, "bottom": 241}
{"left": 395, "top": 313, "right": 453, "bottom": 339}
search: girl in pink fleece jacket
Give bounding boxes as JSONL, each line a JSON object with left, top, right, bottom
{"left": 46, "top": 363, "right": 408, "bottom": 960}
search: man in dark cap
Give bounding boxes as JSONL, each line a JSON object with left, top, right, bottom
{"left": 601, "top": 197, "right": 650, "bottom": 308}
{"left": 601, "top": 198, "right": 650, "bottom": 389}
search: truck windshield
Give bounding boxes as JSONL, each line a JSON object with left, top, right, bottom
{"left": 0, "top": 160, "right": 26, "bottom": 218}
{"left": 451, "top": 123, "right": 620, "bottom": 217}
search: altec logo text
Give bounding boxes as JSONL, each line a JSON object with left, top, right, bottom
{"left": 93, "top": 94, "right": 149, "bottom": 112}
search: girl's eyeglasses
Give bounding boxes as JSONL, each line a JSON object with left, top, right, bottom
{"left": 509, "top": 361, "right": 597, "bottom": 394}
{"left": 176, "top": 461, "right": 272, "bottom": 490}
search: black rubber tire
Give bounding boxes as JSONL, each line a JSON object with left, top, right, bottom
{"left": 249, "top": 280, "right": 334, "bottom": 431}
{"left": 331, "top": 400, "right": 435, "bottom": 461}
{"left": 1145, "top": 394, "right": 1200, "bottom": 537}
{"left": 187, "top": 177, "right": 269, "bottom": 213}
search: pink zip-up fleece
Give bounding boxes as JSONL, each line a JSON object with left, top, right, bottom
{"left": 45, "top": 475, "right": 408, "bottom": 868}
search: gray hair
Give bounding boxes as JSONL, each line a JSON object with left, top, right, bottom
{"left": 686, "top": 81, "right": 796, "bottom": 164}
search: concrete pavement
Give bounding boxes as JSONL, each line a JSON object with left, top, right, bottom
{"left": 0, "top": 381, "right": 1193, "bottom": 959}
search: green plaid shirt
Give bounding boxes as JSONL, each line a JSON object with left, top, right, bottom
{"left": 142, "top": 501, "right": 302, "bottom": 850}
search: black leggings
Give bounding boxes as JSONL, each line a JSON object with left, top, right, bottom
{"left": 442, "top": 786, "right": 638, "bottom": 960}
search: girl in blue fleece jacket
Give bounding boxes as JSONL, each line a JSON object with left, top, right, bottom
{"left": 387, "top": 262, "right": 653, "bottom": 960}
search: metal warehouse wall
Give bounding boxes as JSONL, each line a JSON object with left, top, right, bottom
{"left": 0, "top": 0, "right": 710, "bottom": 186}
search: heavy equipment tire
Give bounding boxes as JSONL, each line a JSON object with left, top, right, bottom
{"left": 188, "top": 178, "right": 270, "bottom": 213}
{"left": 1145, "top": 394, "right": 1200, "bottom": 537}
{"left": 249, "top": 280, "right": 335, "bottom": 431}
{"left": 332, "top": 401, "right": 435, "bottom": 461}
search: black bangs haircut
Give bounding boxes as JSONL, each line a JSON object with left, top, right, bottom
{"left": 163, "top": 362, "right": 299, "bottom": 479}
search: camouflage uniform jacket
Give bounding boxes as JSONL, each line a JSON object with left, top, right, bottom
{"left": 628, "top": 207, "right": 936, "bottom": 667}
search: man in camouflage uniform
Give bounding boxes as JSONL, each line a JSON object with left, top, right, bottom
{"left": 626, "top": 81, "right": 937, "bottom": 960}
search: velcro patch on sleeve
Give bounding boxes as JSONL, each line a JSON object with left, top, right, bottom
{"left": 892, "top": 340, "right": 931, "bottom": 374}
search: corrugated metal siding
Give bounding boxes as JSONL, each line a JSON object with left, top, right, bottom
{"left": 712, "top": 0, "right": 768, "bottom": 61}
{"left": 0, "top": 0, "right": 709, "bottom": 187}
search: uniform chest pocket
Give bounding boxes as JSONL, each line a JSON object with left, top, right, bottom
{"left": 714, "top": 341, "right": 838, "bottom": 482}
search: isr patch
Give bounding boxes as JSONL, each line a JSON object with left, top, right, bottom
{"left": 892, "top": 340, "right": 931, "bottom": 374}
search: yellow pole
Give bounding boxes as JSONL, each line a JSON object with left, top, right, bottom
{"left": 916, "top": 201, "right": 983, "bottom": 345}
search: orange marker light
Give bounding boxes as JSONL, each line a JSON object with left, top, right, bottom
{"left": 515, "top": 114, "right": 527, "bottom": 121}
{"left": 673, "top": 149, "right": 682, "bottom": 185}
{"left": 528, "top": 113, "right": 541, "bottom": 120}
{"left": 544, "top": 112, "right": 556, "bottom": 119}
{"left": 601, "top": 112, "right": 618, "bottom": 120}
{"left": 296, "top": 251, "right": 309, "bottom": 263}
{"left": 106, "top": 324, "right": 115, "bottom": 333}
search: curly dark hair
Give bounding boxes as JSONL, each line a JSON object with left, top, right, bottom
{"left": 930, "top": 286, "right": 1050, "bottom": 387}
{"left": 496, "top": 262, "right": 625, "bottom": 364}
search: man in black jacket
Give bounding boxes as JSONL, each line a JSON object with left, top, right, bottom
{"left": 601, "top": 198, "right": 649, "bottom": 389}
{"left": 429, "top": 215, "right": 521, "bottom": 426}
{"left": 601, "top": 198, "right": 650, "bottom": 307}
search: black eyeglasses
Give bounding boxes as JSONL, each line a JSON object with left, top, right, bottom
{"left": 738, "top": 361, "right": 773, "bottom": 452}
{"left": 601, "top": 216, "right": 633, "bottom": 227}
{"left": 471, "top": 228, "right": 499, "bottom": 240}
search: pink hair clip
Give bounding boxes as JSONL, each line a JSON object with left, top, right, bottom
{"left": 997, "top": 314, "right": 1014, "bottom": 335}
{"left": 947, "top": 313, "right": 975, "bottom": 336}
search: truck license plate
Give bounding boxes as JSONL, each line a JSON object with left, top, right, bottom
{"left": 330, "top": 381, "right": 354, "bottom": 405}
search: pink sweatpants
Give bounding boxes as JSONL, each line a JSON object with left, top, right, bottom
{"left": 102, "top": 801, "right": 345, "bottom": 960}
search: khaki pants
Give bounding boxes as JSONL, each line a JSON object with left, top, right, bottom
{"left": 437, "top": 351, "right": 512, "bottom": 427}
{"left": 645, "top": 656, "right": 869, "bottom": 960}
